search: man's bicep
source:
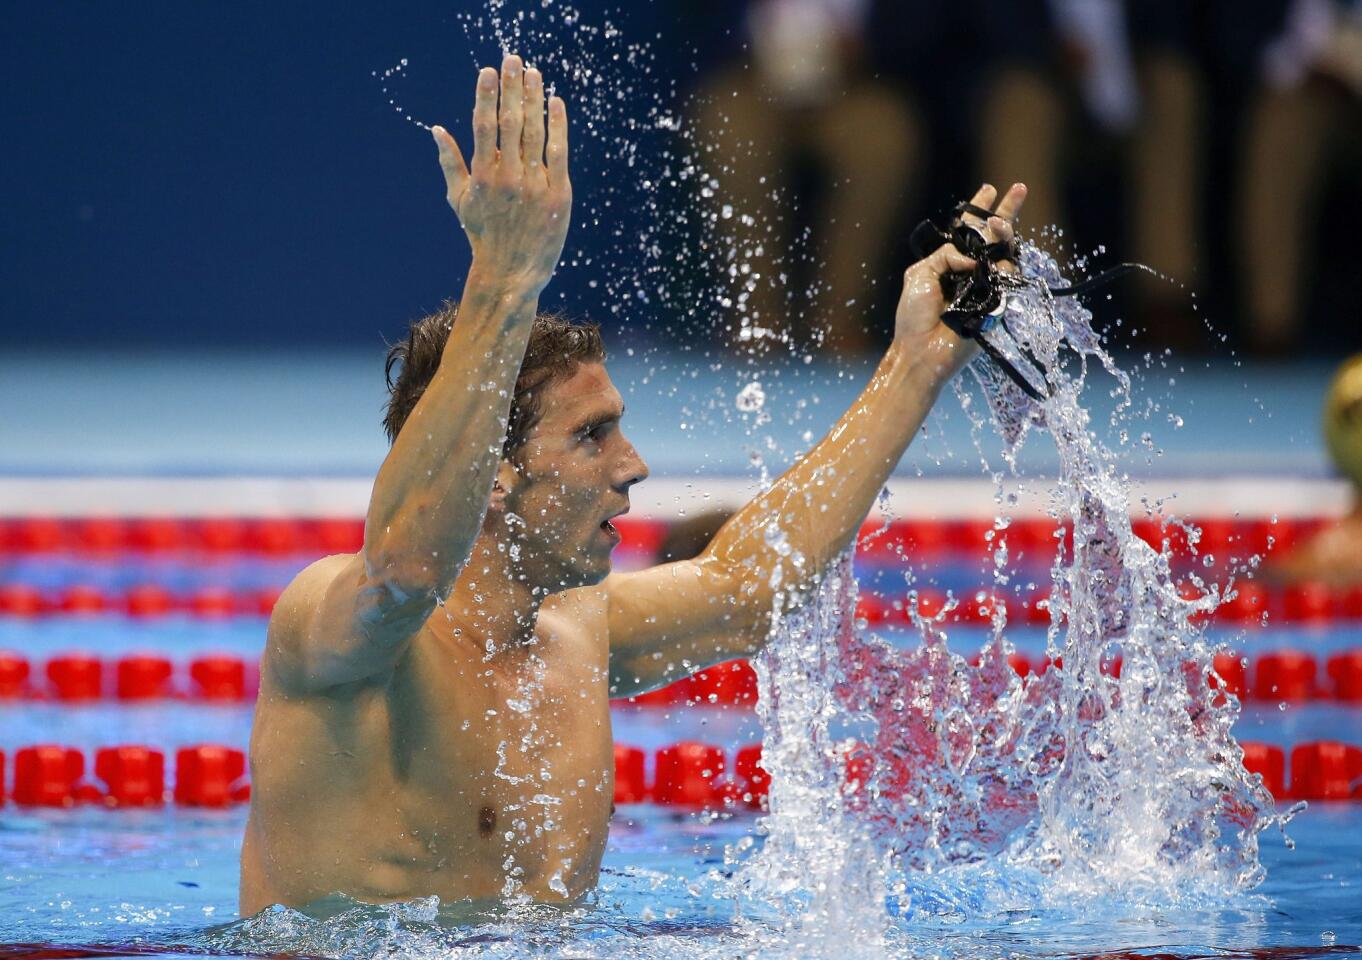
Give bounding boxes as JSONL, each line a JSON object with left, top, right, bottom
{"left": 604, "top": 557, "right": 763, "bottom": 696}
{"left": 264, "top": 553, "right": 430, "bottom": 695}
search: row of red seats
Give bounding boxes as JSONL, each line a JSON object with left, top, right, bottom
{"left": 5, "top": 649, "right": 1361, "bottom": 705}
{"left": 5, "top": 579, "right": 1362, "bottom": 625}
{"left": 0, "top": 744, "right": 248, "bottom": 807}
{"left": 0, "top": 515, "right": 1327, "bottom": 560}
{"left": 0, "top": 653, "right": 257, "bottom": 701}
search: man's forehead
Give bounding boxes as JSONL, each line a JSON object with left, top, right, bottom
{"left": 540, "top": 362, "right": 623, "bottom": 421}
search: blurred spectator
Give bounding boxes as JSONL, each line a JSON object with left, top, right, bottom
{"left": 689, "top": 0, "right": 918, "bottom": 352}
{"left": 1238, "top": 0, "right": 1362, "bottom": 356}
{"left": 681, "top": 0, "right": 1361, "bottom": 358}
{"left": 861, "top": 0, "right": 1062, "bottom": 249}
{"left": 657, "top": 510, "right": 736, "bottom": 564}
{"left": 1045, "top": 0, "right": 1208, "bottom": 348}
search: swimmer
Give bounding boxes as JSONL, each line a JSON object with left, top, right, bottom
{"left": 239, "top": 54, "right": 1027, "bottom": 914}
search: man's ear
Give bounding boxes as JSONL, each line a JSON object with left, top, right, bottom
{"left": 488, "top": 459, "right": 520, "bottom": 513}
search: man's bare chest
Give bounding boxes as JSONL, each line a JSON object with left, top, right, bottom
{"left": 368, "top": 628, "right": 616, "bottom": 894}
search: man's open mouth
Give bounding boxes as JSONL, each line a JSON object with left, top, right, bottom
{"left": 600, "top": 509, "right": 628, "bottom": 537}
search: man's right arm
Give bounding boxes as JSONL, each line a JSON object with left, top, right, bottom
{"left": 267, "top": 56, "right": 572, "bottom": 694}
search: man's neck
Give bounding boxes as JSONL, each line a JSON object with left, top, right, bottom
{"left": 440, "top": 535, "right": 545, "bottom": 658}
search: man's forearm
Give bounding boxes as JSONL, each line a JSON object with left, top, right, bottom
{"left": 363, "top": 263, "right": 540, "bottom": 598}
{"left": 705, "top": 331, "right": 967, "bottom": 613}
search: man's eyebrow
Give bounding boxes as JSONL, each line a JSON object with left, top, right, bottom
{"left": 572, "top": 403, "right": 625, "bottom": 432}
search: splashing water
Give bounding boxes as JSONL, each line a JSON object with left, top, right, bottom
{"left": 327, "top": 4, "right": 1294, "bottom": 955}
{"left": 738, "top": 238, "right": 1291, "bottom": 947}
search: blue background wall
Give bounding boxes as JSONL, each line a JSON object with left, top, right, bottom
{"left": 1, "top": 1, "right": 687, "bottom": 348}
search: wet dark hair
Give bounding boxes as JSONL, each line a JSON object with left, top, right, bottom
{"left": 383, "top": 300, "right": 605, "bottom": 457}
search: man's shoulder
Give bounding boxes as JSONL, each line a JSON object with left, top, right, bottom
{"left": 543, "top": 582, "right": 608, "bottom": 618}
{"left": 268, "top": 553, "right": 361, "bottom": 641}
{"left": 540, "top": 583, "right": 609, "bottom": 647}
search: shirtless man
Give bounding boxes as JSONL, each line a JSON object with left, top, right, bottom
{"left": 239, "top": 54, "right": 1026, "bottom": 914}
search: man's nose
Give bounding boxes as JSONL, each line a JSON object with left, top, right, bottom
{"left": 617, "top": 441, "right": 649, "bottom": 489}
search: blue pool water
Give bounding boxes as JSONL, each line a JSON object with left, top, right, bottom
{"left": 1, "top": 610, "right": 1360, "bottom": 957}
{"left": 0, "top": 774, "right": 1358, "bottom": 956}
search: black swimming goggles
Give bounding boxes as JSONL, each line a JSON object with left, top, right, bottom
{"left": 909, "top": 202, "right": 1139, "bottom": 401}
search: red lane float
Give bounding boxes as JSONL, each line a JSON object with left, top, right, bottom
{"left": 174, "top": 745, "right": 249, "bottom": 806}
{"left": 6, "top": 648, "right": 1362, "bottom": 706}
{"left": 0, "top": 515, "right": 1341, "bottom": 560}
{"left": 0, "top": 652, "right": 31, "bottom": 697}
{"left": 619, "top": 659, "right": 759, "bottom": 709}
{"left": 126, "top": 584, "right": 175, "bottom": 618}
{"left": 95, "top": 746, "right": 165, "bottom": 807}
{"left": 1289, "top": 742, "right": 1362, "bottom": 800}
{"left": 613, "top": 744, "right": 647, "bottom": 804}
{"left": 190, "top": 655, "right": 249, "bottom": 700}
{"left": 5, "top": 579, "right": 1362, "bottom": 624}
{"left": 653, "top": 741, "right": 725, "bottom": 807}
{"left": 116, "top": 655, "right": 175, "bottom": 700}
{"left": 48, "top": 654, "right": 103, "bottom": 701}
{"left": 5, "top": 654, "right": 258, "bottom": 703}
{"left": 1, "top": 740, "right": 1358, "bottom": 809}
{"left": 1254, "top": 652, "right": 1319, "bottom": 701}
{"left": 13, "top": 745, "right": 93, "bottom": 806}
{"left": 734, "top": 744, "right": 769, "bottom": 809}
{"left": 1241, "top": 742, "right": 1286, "bottom": 798}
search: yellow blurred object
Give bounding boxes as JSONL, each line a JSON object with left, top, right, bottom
{"left": 1263, "top": 354, "right": 1362, "bottom": 586}
{"left": 1323, "top": 353, "right": 1362, "bottom": 491}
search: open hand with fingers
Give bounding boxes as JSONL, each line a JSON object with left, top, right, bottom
{"left": 431, "top": 54, "right": 572, "bottom": 294}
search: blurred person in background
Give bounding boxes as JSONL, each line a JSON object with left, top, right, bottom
{"left": 689, "top": 0, "right": 917, "bottom": 353}
{"left": 1049, "top": 0, "right": 1206, "bottom": 349}
{"left": 1264, "top": 354, "right": 1362, "bottom": 584}
{"left": 1238, "top": 0, "right": 1362, "bottom": 356}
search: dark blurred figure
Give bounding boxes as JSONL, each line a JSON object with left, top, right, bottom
{"left": 1066, "top": 3, "right": 1205, "bottom": 347}
{"left": 658, "top": 510, "right": 736, "bottom": 564}
{"left": 1238, "top": 0, "right": 1362, "bottom": 356}
{"left": 686, "top": 0, "right": 918, "bottom": 353}
{"left": 864, "top": 0, "right": 1063, "bottom": 246}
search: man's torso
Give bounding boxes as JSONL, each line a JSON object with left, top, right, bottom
{"left": 239, "top": 583, "right": 615, "bottom": 914}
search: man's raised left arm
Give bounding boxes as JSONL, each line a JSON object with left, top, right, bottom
{"left": 605, "top": 183, "right": 1026, "bottom": 697}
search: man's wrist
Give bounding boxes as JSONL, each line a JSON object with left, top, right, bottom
{"left": 464, "top": 260, "right": 545, "bottom": 313}
{"left": 887, "top": 328, "right": 974, "bottom": 392}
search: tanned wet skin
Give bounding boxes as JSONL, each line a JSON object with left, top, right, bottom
{"left": 240, "top": 52, "right": 1026, "bottom": 914}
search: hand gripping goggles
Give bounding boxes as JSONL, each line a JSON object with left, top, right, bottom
{"left": 909, "top": 202, "right": 1138, "bottom": 401}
